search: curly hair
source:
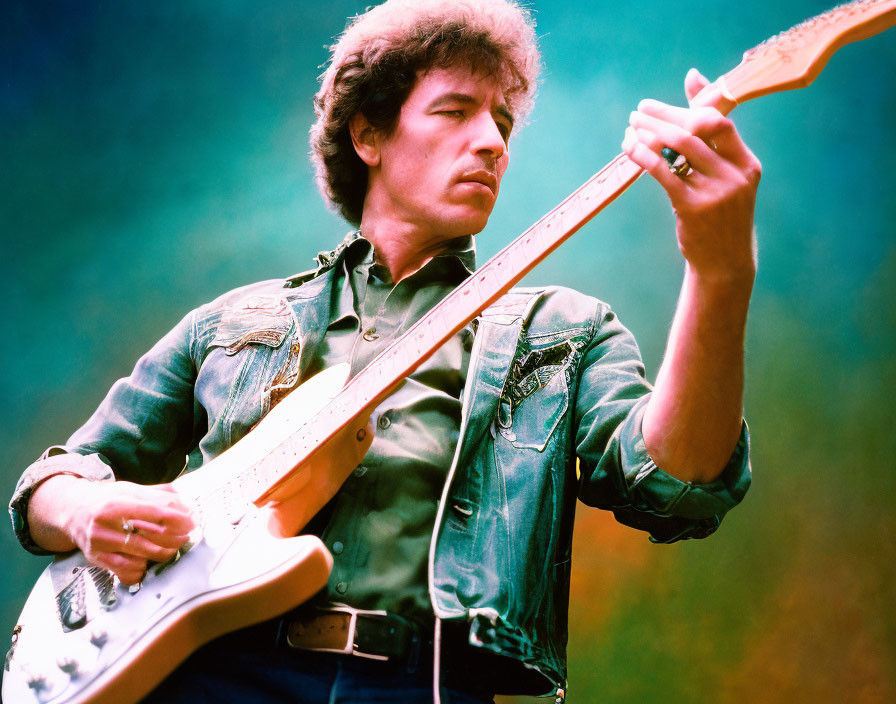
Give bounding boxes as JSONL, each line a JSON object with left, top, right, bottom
{"left": 310, "top": 0, "right": 541, "bottom": 225}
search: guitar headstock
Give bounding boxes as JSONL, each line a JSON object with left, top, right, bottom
{"left": 721, "top": 0, "right": 896, "bottom": 104}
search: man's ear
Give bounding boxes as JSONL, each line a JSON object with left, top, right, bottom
{"left": 349, "top": 112, "right": 380, "bottom": 167}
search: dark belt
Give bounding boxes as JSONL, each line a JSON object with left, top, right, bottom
{"left": 219, "top": 607, "right": 495, "bottom": 701}
{"left": 277, "top": 605, "right": 424, "bottom": 666}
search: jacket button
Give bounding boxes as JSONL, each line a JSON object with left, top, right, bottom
{"left": 335, "top": 582, "right": 348, "bottom": 594}
{"left": 332, "top": 541, "right": 344, "bottom": 555}
{"left": 362, "top": 327, "right": 379, "bottom": 341}
{"left": 354, "top": 465, "right": 368, "bottom": 478}
{"left": 377, "top": 414, "right": 391, "bottom": 430}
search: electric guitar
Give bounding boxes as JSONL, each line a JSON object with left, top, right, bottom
{"left": 4, "top": 2, "right": 894, "bottom": 702}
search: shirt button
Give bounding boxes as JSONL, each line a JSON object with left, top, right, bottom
{"left": 332, "top": 541, "right": 344, "bottom": 555}
{"left": 353, "top": 465, "right": 368, "bottom": 478}
{"left": 335, "top": 581, "right": 348, "bottom": 594}
{"left": 362, "top": 327, "right": 379, "bottom": 341}
{"left": 377, "top": 414, "right": 391, "bottom": 430}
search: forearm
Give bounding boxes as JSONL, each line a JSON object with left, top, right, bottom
{"left": 643, "top": 263, "right": 753, "bottom": 483}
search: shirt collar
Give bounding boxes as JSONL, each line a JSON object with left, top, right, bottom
{"left": 343, "top": 231, "right": 477, "bottom": 278}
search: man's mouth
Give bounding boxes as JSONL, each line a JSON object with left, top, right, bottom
{"left": 458, "top": 170, "right": 498, "bottom": 196}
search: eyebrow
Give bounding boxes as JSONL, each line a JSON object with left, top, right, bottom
{"left": 428, "top": 92, "right": 515, "bottom": 128}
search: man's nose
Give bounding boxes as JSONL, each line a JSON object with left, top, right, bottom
{"left": 469, "top": 113, "right": 506, "bottom": 159}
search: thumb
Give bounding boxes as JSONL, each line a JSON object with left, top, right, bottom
{"left": 684, "top": 68, "right": 710, "bottom": 104}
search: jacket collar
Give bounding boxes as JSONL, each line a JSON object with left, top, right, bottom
{"left": 284, "top": 230, "right": 477, "bottom": 289}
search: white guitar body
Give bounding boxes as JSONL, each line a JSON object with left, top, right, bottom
{"left": 3, "top": 364, "right": 371, "bottom": 704}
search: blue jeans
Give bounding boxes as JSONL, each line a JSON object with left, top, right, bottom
{"left": 142, "top": 642, "right": 495, "bottom": 704}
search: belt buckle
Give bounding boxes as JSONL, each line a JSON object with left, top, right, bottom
{"left": 286, "top": 605, "right": 390, "bottom": 661}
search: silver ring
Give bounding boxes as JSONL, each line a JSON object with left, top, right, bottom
{"left": 122, "top": 518, "right": 138, "bottom": 547}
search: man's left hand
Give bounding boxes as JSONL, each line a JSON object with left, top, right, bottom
{"left": 622, "top": 68, "right": 761, "bottom": 284}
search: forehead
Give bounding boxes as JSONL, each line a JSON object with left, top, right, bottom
{"left": 405, "top": 64, "right": 509, "bottom": 110}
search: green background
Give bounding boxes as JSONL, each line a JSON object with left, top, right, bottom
{"left": 2, "top": 1, "right": 894, "bottom": 701}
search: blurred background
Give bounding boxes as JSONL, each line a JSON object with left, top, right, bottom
{"left": 1, "top": 1, "right": 894, "bottom": 702}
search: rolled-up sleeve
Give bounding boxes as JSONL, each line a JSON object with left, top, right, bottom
{"left": 8, "top": 311, "right": 201, "bottom": 555}
{"left": 574, "top": 301, "right": 751, "bottom": 543}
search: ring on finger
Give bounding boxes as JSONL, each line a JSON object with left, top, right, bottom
{"left": 121, "top": 517, "right": 139, "bottom": 541}
{"left": 661, "top": 147, "right": 692, "bottom": 177}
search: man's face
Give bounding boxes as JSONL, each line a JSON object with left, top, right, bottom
{"left": 368, "top": 64, "right": 513, "bottom": 240}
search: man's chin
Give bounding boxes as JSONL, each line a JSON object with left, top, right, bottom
{"left": 440, "top": 203, "right": 493, "bottom": 236}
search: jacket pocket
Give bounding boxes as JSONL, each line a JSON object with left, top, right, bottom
{"left": 497, "top": 329, "right": 588, "bottom": 451}
{"left": 202, "top": 295, "right": 298, "bottom": 440}
{"left": 208, "top": 294, "right": 294, "bottom": 355}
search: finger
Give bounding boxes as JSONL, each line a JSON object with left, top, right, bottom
{"left": 130, "top": 519, "right": 192, "bottom": 548}
{"left": 121, "top": 532, "right": 180, "bottom": 562}
{"left": 629, "top": 112, "right": 721, "bottom": 175}
{"left": 81, "top": 523, "right": 126, "bottom": 556}
{"left": 622, "top": 127, "right": 693, "bottom": 195}
{"left": 93, "top": 552, "right": 148, "bottom": 586}
{"left": 684, "top": 68, "right": 709, "bottom": 104}
{"left": 100, "top": 501, "right": 195, "bottom": 534}
{"left": 638, "top": 100, "right": 732, "bottom": 143}
{"left": 88, "top": 524, "right": 179, "bottom": 562}
{"left": 637, "top": 100, "right": 755, "bottom": 168}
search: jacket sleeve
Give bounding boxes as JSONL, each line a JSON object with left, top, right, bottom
{"left": 573, "top": 300, "right": 751, "bottom": 543}
{"left": 8, "top": 311, "right": 201, "bottom": 555}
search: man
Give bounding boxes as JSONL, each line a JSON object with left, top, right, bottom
{"left": 9, "top": 0, "right": 757, "bottom": 701}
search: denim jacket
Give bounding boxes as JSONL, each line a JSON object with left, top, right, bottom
{"left": 9, "top": 242, "right": 751, "bottom": 697}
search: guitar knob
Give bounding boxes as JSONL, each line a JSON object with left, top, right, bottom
{"left": 26, "top": 673, "right": 48, "bottom": 691}
{"left": 56, "top": 656, "right": 80, "bottom": 678}
{"left": 89, "top": 629, "right": 108, "bottom": 649}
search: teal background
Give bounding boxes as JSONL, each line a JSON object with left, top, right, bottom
{"left": 2, "top": 1, "right": 894, "bottom": 701}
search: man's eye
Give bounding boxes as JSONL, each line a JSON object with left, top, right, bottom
{"left": 440, "top": 109, "right": 464, "bottom": 117}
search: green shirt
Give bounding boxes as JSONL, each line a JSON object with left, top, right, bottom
{"left": 308, "top": 232, "right": 475, "bottom": 623}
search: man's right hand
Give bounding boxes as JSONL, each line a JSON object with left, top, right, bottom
{"left": 28, "top": 475, "right": 195, "bottom": 585}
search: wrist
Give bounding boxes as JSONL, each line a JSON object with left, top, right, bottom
{"left": 28, "top": 473, "right": 91, "bottom": 552}
{"left": 685, "top": 261, "right": 755, "bottom": 300}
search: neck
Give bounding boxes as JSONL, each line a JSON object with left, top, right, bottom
{"left": 358, "top": 200, "right": 470, "bottom": 283}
